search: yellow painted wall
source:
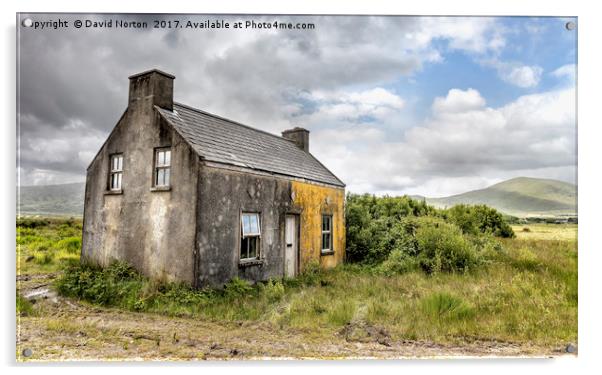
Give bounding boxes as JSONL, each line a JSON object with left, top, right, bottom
{"left": 291, "top": 181, "right": 345, "bottom": 270}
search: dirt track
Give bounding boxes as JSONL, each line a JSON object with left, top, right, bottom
{"left": 16, "top": 274, "right": 572, "bottom": 361}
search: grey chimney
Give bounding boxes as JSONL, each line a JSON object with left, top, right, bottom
{"left": 128, "top": 69, "right": 175, "bottom": 111}
{"left": 282, "top": 127, "right": 310, "bottom": 152}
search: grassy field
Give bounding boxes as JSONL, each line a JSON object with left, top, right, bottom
{"left": 16, "top": 217, "right": 81, "bottom": 275}
{"left": 16, "top": 219, "right": 577, "bottom": 360}
{"left": 512, "top": 223, "right": 578, "bottom": 241}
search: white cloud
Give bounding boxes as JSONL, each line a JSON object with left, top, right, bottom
{"left": 20, "top": 14, "right": 570, "bottom": 194}
{"left": 411, "top": 17, "right": 506, "bottom": 54}
{"left": 306, "top": 87, "right": 576, "bottom": 196}
{"left": 503, "top": 65, "right": 544, "bottom": 88}
{"left": 552, "top": 64, "right": 575, "bottom": 78}
{"left": 551, "top": 64, "right": 576, "bottom": 86}
{"left": 479, "top": 58, "right": 544, "bottom": 88}
{"left": 432, "top": 88, "right": 486, "bottom": 114}
{"left": 298, "top": 87, "right": 405, "bottom": 124}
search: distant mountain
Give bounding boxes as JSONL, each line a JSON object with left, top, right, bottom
{"left": 18, "top": 182, "right": 85, "bottom": 216}
{"left": 16, "top": 177, "right": 577, "bottom": 218}
{"left": 426, "top": 177, "right": 577, "bottom": 217}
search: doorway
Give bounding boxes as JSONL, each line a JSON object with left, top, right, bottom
{"left": 284, "top": 215, "right": 299, "bottom": 277}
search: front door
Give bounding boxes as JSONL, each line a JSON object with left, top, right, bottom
{"left": 284, "top": 215, "right": 299, "bottom": 277}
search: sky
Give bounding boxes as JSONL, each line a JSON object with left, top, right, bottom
{"left": 17, "top": 14, "right": 577, "bottom": 197}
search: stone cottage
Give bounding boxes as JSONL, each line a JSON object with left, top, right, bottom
{"left": 82, "top": 69, "right": 346, "bottom": 287}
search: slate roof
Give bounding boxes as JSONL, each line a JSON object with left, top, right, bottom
{"left": 155, "top": 103, "right": 345, "bottom": 187}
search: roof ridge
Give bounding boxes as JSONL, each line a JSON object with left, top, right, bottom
{"left": 173, "top": 102, "right": 297, "bottom": 146}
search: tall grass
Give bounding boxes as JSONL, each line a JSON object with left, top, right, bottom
{"left": 53, "top": 234, "right": 577, "bottom": 346}
{"left": 19, "top": 218, "right": 577, "bottom": 346}
{"left": 17, "top": 217, "right": 82, "bottom": 274}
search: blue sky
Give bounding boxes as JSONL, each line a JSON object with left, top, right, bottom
{"left": 17, "top": 15, "right": 577, "bottom": 196}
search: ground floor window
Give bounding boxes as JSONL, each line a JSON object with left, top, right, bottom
{"left": 241, "top": 213, "right": 261, "bottom": 260}
{"left": 321, "top": 215, "right": 333, "bottom": 253}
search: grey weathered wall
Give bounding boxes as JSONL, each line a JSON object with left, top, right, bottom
{"left": 82, "top": 107, "right": 198, "bottom": 284}
{"left": 195, "top": 166, "right": 295, "bottom": 286}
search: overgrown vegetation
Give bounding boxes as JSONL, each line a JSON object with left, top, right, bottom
{"left": 18, "top": 211, "right": 577, "bottom": 349}
{"left": 52, "top": 232, "right": 577, "bottom": 345}
{"left": 17, "top": 217, "right": 82, "bottom": 274}
{"left": 345, "top": 194, "right": 514, "bottom": 272}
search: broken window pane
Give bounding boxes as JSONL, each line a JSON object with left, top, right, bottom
{"left": 240, "top": 213, "right": 260, "bottom": 260}
{"left": 248, "top": 237, "right": 257, "bottom": 258}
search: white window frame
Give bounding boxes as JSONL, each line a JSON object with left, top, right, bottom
{"left": 154, "top": 148, "right": 171, "bottom": 187}
{"left": 321, "top": 215, "right": 333, "bottom": 253}
{"left": 109, "top": 154, "right": 123, "bottom": 191}
{"left": 240, "top": 213, "right": 261, "bottom": 260}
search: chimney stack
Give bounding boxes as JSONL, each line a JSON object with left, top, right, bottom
{"left": 128, "top": 69, "right": 175, "bottom": 111}
{"left": 282, "top": 127, "right": 310, "bottom": 152}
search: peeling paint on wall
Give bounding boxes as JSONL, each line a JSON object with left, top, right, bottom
{"left": 291, "top": 181, "right": 346, "bottom": 270}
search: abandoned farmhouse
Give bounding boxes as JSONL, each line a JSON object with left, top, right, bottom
{"left": 82, "top": 69, "right": 346, "bottom": 287}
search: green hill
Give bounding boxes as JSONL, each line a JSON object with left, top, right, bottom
{"left": 18, "top": 182, "right": 85, "bottom": 217}
{"left": 427, "top": 177, "right": 576, "bottom": 217}
{"left": 16, "top": 177, "right": 577, "bottom": 218}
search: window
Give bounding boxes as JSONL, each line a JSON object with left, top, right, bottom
{"left": 321, "top": 215, "right": 333, "bottom": 253}
{"left": 240, "top": 213, "right": 260, "bottom": 260}
{"left": 109, "top": 154, "right": 123, "bottom": 191}
{"left": 154, "top": 148, "right": 171, "bottom": 187}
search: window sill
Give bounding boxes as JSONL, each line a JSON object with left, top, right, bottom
{"left": 238, "top": 259, "right": 264, "bottom": 268}
{"left": 320, "top": 250, "right": 335, "bottom": 256}
{"left": 150, "top": 186, "right": 171, "bottom": 192}
{"left": 105, "top": 189, "right": 123, "bottom": 195}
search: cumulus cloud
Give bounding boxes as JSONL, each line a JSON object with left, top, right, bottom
{"left": 410, "top": 17, "right": 506, "bottom": 54}
{"left": 16, "top": 14, "right": 575, "bottom": 196}
{"left": 307, "top": 87, "right": 576, "bottom": 196}
{"left": 503, "top": 65, "right": 544, "bottom": 88}
{"left": 481, "top": 59, "right": 544, "bottom": 88}
{"left": 432, "top": 88, "right": 485, "bottom": 114}
{"left": 297, "top": 88, "right": 405, "bottom": 124}
{"left": 18, "top": 14, "right": 510, "bottom": 186}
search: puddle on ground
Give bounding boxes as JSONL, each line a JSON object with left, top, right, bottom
{"left": 23, "top": 287, "right": 58, "bottom": 303}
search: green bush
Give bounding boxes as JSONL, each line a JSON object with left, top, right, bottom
{"left": 224, "top": 277, "right": 253, "bottom": 298}
{"left": 260, "top": 279, "right": 285, "bottom": 302}
{"left": 414, "top": 217, "right": 480, "bottom": 274}
{"left": 345, "top": 193, "right": 433, "bottom": 263}
{"left": 376, "top": 248, "right": 419, "bottom": 276}
{"left": 345, "top": 194, "right": 513, "bottom": 269}
{"left": 17, "top": 218, "right": 50, "bottom": 228}
{"left": 443, "top": 204, "right": 515, "bottom": 238}
{"left": 56, "top": 261, "right": 141, "bottom": 306}
{"left": 296, "top": 260, "right": 323, "bottom": 286}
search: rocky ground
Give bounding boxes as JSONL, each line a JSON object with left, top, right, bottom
{"left": 16, "top": 273, "right": 575, "bottom": 361}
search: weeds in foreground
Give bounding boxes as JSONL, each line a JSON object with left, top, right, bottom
{"left": 17, "top": 217, "right": 82, "bottom": 274}
{"left": 52, "top": 234, "right": 577, "bottom": 346}
{"left": 18, "top": 218, "right": 577, "bottom": 346}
